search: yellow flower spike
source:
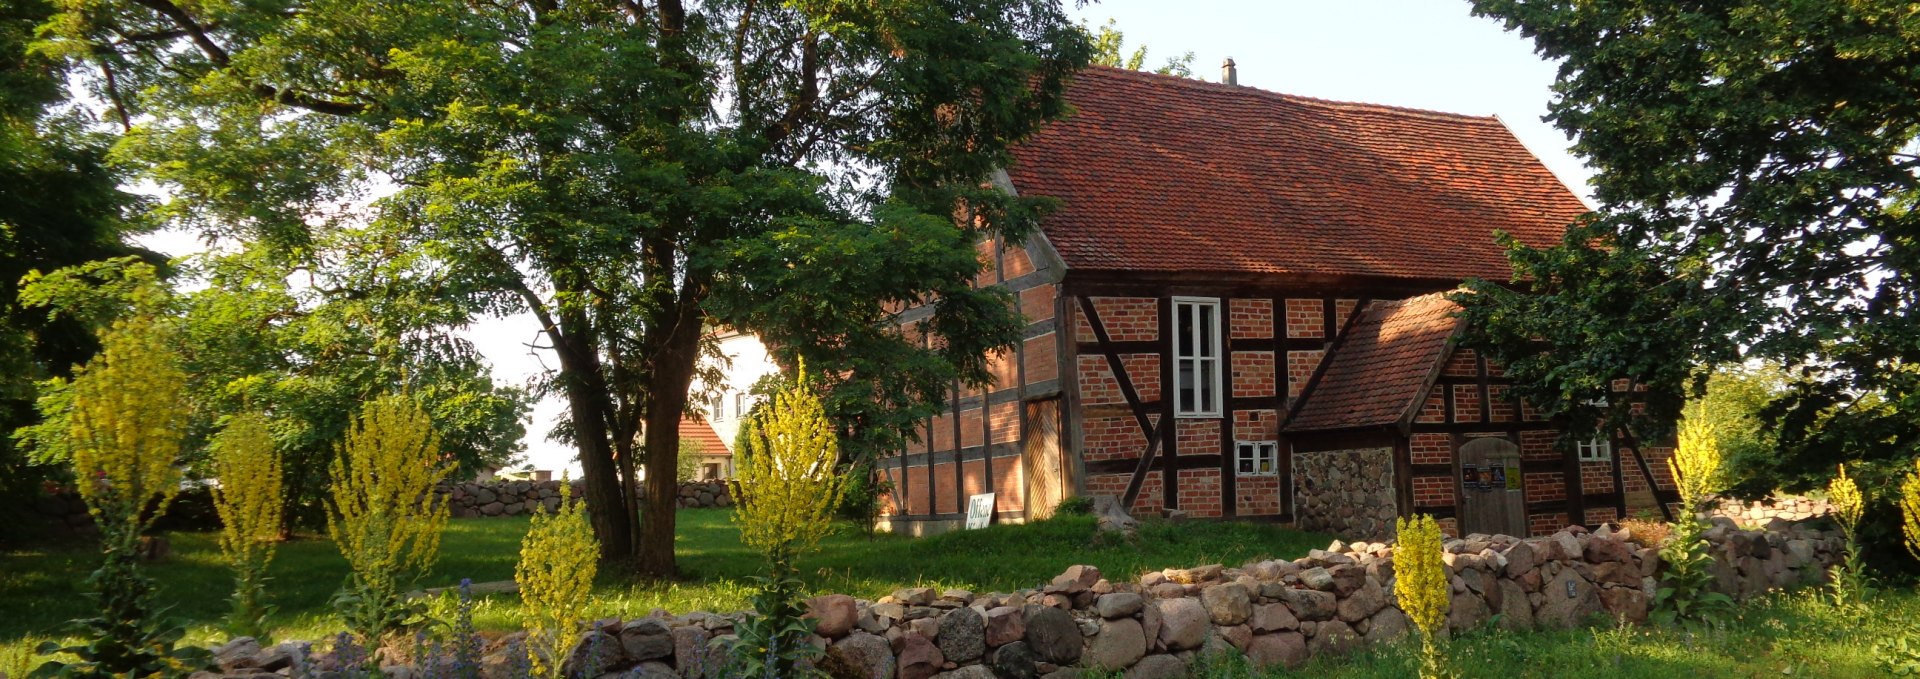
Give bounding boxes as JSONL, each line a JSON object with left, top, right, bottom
{"left": 518, "top": 476, "right": 598, "bottom": 678}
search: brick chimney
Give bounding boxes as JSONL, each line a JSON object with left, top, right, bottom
{"left": 1222, "top": 57, "right": 1238, "bottom": 85}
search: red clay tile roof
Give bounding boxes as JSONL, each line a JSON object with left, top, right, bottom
{"left": 680, "top": 418, "right": 731, "bottom": 456}
{"left": 1286, "top": 293, "right": 1464, "bottom": 432}
{"left": 1005, "top": 66, "right": 1589, "bottom": 279}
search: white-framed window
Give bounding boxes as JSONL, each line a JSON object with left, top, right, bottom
{"left": 1236, "top": 441, "right": 1278, "bottom": 476}
{"left": 735, "top": 393, "right": 747, "bottom": 418}
{"left": 1173, "top": 297, "right": 1223, "bottom": 417}
{"left": 711, "top": 393, "right": 726, "bottom": 420}
{"left": 1577, "top": 436, "right": 1611, "bottom": 462}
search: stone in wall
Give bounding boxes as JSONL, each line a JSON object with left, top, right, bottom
{"left": 1713, "top": 495, "right": 1832, "bottom": 528}
{"left": 1293, "top": 447, "right": 1397, "bottom": 541}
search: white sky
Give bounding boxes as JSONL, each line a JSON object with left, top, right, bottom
{"left": 137, "top": 0, "right": 1595, "bottom": 475}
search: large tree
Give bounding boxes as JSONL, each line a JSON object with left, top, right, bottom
{"left": 0, "top": 0, "right": 154, "bottom": 525}
{"left": 42, "top": 0, "right": 1091, "bottom": 576}
{"left": 1459, "top": 0, "right": 1920, "bottom": 493}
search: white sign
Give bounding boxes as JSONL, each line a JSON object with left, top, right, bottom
{"left": 965, "top": 493, "right": 996, "bottom": 530}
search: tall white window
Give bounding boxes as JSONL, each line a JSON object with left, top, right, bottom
{"left": 1173, "top": 297, "right": 1223, "bottom": 417}
{"left": 1236, "top": 441, "right": 1278, "bottom": 476}
{"left": 735, "top": 393, "right": 747, "bottom": 418}
{"left": 1577, "top": 436, "right": 1611, "bottom": 462}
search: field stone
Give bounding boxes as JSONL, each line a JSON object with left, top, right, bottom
{"left": 1096, "top": 592, "right": 1144, "bottom": 619}
{"left": 1535, "top": 568, "right": 1602, "bottom": 628}
{"left": 1447, "top": 591, "right": 1492, "bottom": 632}
{"left": 1299, "top": 567, "right": 1336, "bottom": 591}
{"left": 1362, "top": 607, "right": 1409, "bottom": 643}
{"left": 807, "top": 594, "right": 858, "bottom": 638}
{"left": 562, "top": 630, "right": 622, "bottom": 678}
{"left": 937, "top": 606, "right": 987, "bottom": 663}
{"left": 620, "top": 618, "right": 674, "bottom": 661}
{"left": 1306, "top": 620, "right": 1360, "bottom": 656}
{"left": 1280, "top": 588, "right": 1337, "bottom": 621}
{"left": 896, "top": 587, "right": 938, "bottom": 606}
{"left": 1200, "top": 583, "right": 1251, "bottom": 625}
{"left": 985, "top": 606, "right": 1027, "bottom": 647}
{"left": 990, "top": 641, "right": 1039, "bottom": 679}
{"left": 1245, "top": 631, "right": 1307, "bottom": 668}
{"left": 893, "top": 633, "right": 945, "bottom": 679}
{"left": 1251, "top": 602, "right": 1299, "bottom": 632}
{"left": 1495, "top": 579, "right": 1534, "bottom": 631}
{"left": 1083, "top": 617, "right": 1147, "bottom": 670}
{"left": 670, "top": 624, "right": 710, "bottom": 678}
{"left": 1023, "top": 605, "right": 1083, "bottom": 665}
{"left": 1124, "top": 654, "right": 1187, "bottom": 679}
{"left": 213, "top": 637, "right": 263, "bottom": 669}
{"left": 829, "top": 632, "right": 895, "bottom": 679}
{"left": 932, "top": 666, "right": 996, "bottom": 679}
{"left": 1336, "top": 580, "right": 1386, "bottom": 623}
{"left": 1154, "top": 598, "right": 1208, "bottom": 651}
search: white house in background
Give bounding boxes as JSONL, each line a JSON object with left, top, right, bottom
{"left": 689, "top": 327, "right": 781, "bottom": 455}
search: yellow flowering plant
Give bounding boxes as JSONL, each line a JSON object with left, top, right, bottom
{"left": 728, "top": 362, "right": 847, "bottom": 678}
{"left": 325, "top": 394, "right": 454, "bottom": 646}
{"left": 1826, "top": 464, "right": 1870, "bottom": 609}
{"left": 33, "top": 315, "right": 212, "bottom": 676}
{"left": 1903, "top": 457, "right": 1920, "bottom": 564}
{"left": 517, "top": 479, "right": 598, "bottom": 678}
{"left": 211, "top": 413, "right": 286, "bottom": 640}
{"left": 1653, "top": 402, "right": 1734, "bottom": 625}
{"left": 1394, "top": 514, "right": 1450, "bottom": 679}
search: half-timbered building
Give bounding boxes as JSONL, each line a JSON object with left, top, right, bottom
{"left": 868, "top": 65, "right": 1680, "bottom": 538}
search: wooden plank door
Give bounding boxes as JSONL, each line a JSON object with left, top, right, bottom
{"left": 1457, "top": 436, "right": 1526, "bottom": 536}
{"left": 1022, "top": 398, "right": 1064, "bottom": 521}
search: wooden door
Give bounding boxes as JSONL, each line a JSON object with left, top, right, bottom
{"left": 1457, "top": 436, "right": 1527, "bottom": 536}
{"left": 1022, "top": 398, "right": 1065, "bottom": 521}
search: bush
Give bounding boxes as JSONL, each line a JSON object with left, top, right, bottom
{"left": 1653, "top": 405, "right": 1735, "bottom": 625}
{"left": 1054, "top": 496, "right": 1095, "bottom": 516}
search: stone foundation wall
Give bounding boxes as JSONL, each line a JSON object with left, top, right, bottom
{"left": 1292, "top": 447, "right": 1397, "bottom": 541}
{"left": 200, "top": 517, "right": 1843, "bottom": 679}
{"left": 1713, "top": 496, "right": 1831, "bottom": 527}
{"left": 445, "top": 479, "right": 733, "bottom": 518}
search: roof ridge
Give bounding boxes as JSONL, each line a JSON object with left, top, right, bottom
{"left": 1077, "top": 64, "right": 1502, "bottom": 124}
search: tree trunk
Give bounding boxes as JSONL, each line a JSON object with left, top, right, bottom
{"left": 632, "top": 304, "right": 706, "bottom": 578}
{"left": 550, "top": 311, "right": 637, "bottom": 562}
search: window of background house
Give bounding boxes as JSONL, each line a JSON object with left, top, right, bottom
{"left": 735, "top": 393, "right": 747, "bottom": 418}
{"left": 1577, "top": 436, "right": 1611, "bottom": 462}
{"left": 1174, "top": 297, "right": 1223, "bottom": 417}
{"left": 711, "top": 393, "right": 726, "bottom": 420}
{"left": 1236, "top": 441, "right": 1278, "bottom": 476}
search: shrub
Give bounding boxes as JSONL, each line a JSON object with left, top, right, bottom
{"left": 517, "top": 479, "right": 598, "bottom": 678}
{"left": 1394, "top": 513, "right": 1450, "bottom": 678}
{"left": 1653, "top": 404, "right": 1734, "bottom": 625}
{"left": 1054, "top": 496, "right": 1095, "bottom": 516}
{"left": 32, "top": 316, "right": 211, "bottom": 676}
{"left": 1827, "top": 464, "right": 1871, "bottom": 609}
{"left": 728, "top": 362, "right": 847, "bottom": 678}
{"left": 210, "top": 413, "right": 285, "bottom": 640}
{"left": 326, "top": 394, "right": 454, "bottom": 648}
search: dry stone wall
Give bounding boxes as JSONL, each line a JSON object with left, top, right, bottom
{"left": 199, "top": 517, "right": 1840, "bottom": 679}
{"left": 1292, "top": 447, "right": 1397, "bottom": 541}
{"left": 446, "top": 479, "right": 733, "bottom": 518}
{"left": 1713, "top": 496, "right": 1831, "bottom": 527}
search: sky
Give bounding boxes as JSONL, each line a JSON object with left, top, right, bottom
{"left": 138, "top": 0, "right": 1596, "bottom": 476}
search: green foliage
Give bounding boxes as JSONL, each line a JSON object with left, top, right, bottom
{"left": 210, "top": 413, "right": 285, "bottom": 641}
{"left": 836, "top": 457, "right": 896, "bottom": 540}
{"left": 517, "top": 480, "right": 597, "bottom": 679}
{"left": 728, "top": 571, "right": 824, "bottom": 679}
{"left": 1053, "top": 496, "right": 1095, "bottom": 516}
{"left": 42, "top": 0, "right": 1093, "bottom": 577}
{"left": 326, "top": 395, "right": 454, "bottom": 647}
{"left": 1083, "top": 18, "right": 1197, "bottom": 78}
{"left": 676, "top": 438, "right": 707, "bottom": 483}
{"left": 1465, "top": 0, "right": 1920, "bottom": 510}
{"left": 16, "top": 256, "right": 529, "bottom": 532}
{"left": 1905, "top": 458, "right": 1920, "bottom": 564}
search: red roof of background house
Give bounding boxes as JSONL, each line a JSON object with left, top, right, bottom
{"left": 1004, "top": 66, "right": 1589, "bottom": 280}
{"left": 680, "top": 418, "right": 731, "bottom": 456}
{"left": 1286, "top": 293, "right": 1465, "bottom": 432}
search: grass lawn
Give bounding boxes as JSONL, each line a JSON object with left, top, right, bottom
{"left": 0, "top": 509, "right": 1327, "bottom": 670}
{"left": 1193, "top": 588, "right": 1920, "bottom": 679}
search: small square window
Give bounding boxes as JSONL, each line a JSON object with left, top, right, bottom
{"left": 1236, "top": 441, "right": 1278, "bottom": 476}
{"left": 1576, "top": 437, "right": 1611, "bottom": 462}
